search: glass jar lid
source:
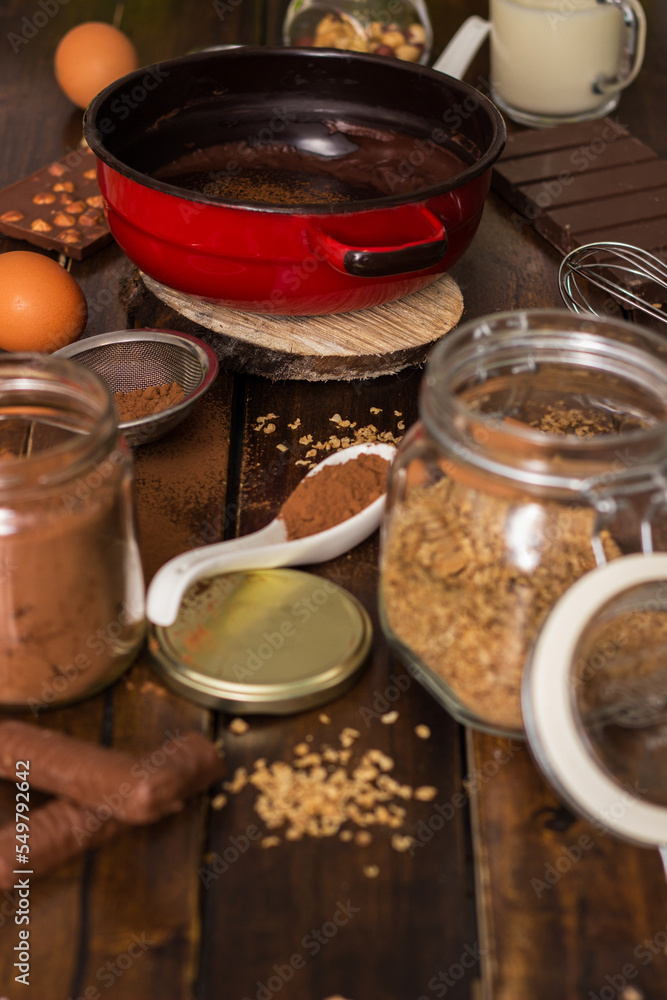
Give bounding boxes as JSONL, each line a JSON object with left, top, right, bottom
{"left": 148, "top": 568, "right": 372, "bottom": 713}
{"left": 523, "top": 552, "right": 667, "bottom": 848}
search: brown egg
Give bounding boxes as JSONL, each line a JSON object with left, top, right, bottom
{"left": 54, "top": 22, "right": 139, "bottom": 109}
{"left": 0, "top": 251, "right": 87, "bottom": 353}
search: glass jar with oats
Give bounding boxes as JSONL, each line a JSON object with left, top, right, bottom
{"left": 379, "top": 310, "right": 667, "bottom": 737}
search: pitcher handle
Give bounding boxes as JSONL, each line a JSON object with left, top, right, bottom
{"left": 594, "top": 0, "right": 646, "bottom": 95}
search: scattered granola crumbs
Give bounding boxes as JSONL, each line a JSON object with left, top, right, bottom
{"left": 294, "top": 752, "right": 323, "bottom": 769}
{"left": 380, "top": 710, "right": 399, "bottom": 725}
{"left": 295, "top": 459, "right": 312, "bottom": 466}
{"left": 253, "top": 413, "right": 279, "bottom": 431}
{"left": 223, "top": 739, "right": 425, "bottom": 843}
{"left": 293, "top": 742, "right": 310, "bottom": 756}
{"left": 224, "top": 767, "right": 248, "bottom": 794}
{"left": 339, "top": 727, "right": 361, "bottom": 748}
{"left": 276, "top": 443, "right": 289, "bottom": 452}
{"left": 306, "top": 734, "right": 314, "bottom": 742}
{"left": 263, "top": 422, "right": 276, "bottom": 434}
{"left": 306, "top": 448, "right": 318, "bottom": 458}
{"left": 261, "top": 836, "right": 281, "bottom": 848}
{"left": 394, "top": 411, "right": 402, "bottom": 417}
{"left": 355, "top": 830, "right": 372, "bottom": 846}
{"left": 367, "top": 749, "right": 394, "bottom": 771}
{"left": 211, "top": 793, "right": 228, "bottom": 810}
{"left": 391, "top": 834, "right": 415, "bottom": 852}
{"left": 397, "top": 421, "right": 405, "bottom": 431}
{"left": 415, "top": 724, "right": 431, "bottom": 740}
{"left": 229, "top": 717, "right": 249, "bottom": 735}
{"left": 288, "top": 418, "right": 301, "bottom": 429}
{"left": 330, "top": 413, "right": 342, "bottom": 423}
{"left": 139, "top": 679, "right": 165, "bottom": 696}
{"left": 370, "top": 407, "right": 382, "bottom": 414}
{"left": 414, "top": 786, "right": 438, "bottom": 802}
{"left": 363, "top": 864, "right": 380, "bottom": 878}
{"left": 299, "top": 434, "right": 313, "bottom": 445}
{"left": 620, "top": 989, "right": 644, "bottom": 1000}
{"left": 319, "top": 713, "right": 332, "bottom": 724}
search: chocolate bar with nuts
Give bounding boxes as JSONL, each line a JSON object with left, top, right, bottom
{"left": 492, "top": 118, "right": 667, "bottom": 272}
{"left": 0, "top": 146, "right": 112, "bottom": 260}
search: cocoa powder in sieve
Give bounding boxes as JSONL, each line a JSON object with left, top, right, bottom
{"left": 114, "top": 382, "right": 184, "bottom": 422}
{"left": 278, "top": 452, "right": 390, "bottom": 540}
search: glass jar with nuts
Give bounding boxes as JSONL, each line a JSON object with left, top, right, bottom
{"left": 379, "top": 310, "right": 667, "bottom": 737}
{"left": 283, "top": 0, "right": 432, "bottom": 64}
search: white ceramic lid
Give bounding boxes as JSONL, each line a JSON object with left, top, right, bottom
{"left": 523, "top": 552, "right": 667, "bottom": 848}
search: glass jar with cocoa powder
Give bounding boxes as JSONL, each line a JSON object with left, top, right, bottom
{"left": 0, "top": 355, "right": 145, "bottom": 711}
{"left": 379, "top": 310, "right": 667, "bottom": 737}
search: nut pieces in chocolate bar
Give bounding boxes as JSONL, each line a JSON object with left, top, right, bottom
{"left": 0, "top": 147, "right": 111, "bottom": 260}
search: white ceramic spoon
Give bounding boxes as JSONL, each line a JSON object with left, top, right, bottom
{"left": 146, "top": 441, "right": 397, "bottom": 628}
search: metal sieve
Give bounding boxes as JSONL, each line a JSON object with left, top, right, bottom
{"left": 55, "top": 329, "right": 219, "bottom": 446}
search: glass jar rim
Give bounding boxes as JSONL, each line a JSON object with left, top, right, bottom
{"left": 0, "top": 353, "right": 117, "bottom": 492}
{"left": 421, "top": 308, "right": 667, "bottom": 490}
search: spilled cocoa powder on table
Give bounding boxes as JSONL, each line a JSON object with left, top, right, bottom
{"left": 278, "top": 452, "right": 390, "bottom": 539}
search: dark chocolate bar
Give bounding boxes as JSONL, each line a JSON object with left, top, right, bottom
{"left": 0, "top": 147, "right": 112, "bottom": 260}
{"left": 492, "top": 117, "right": 667, "bottom": 271}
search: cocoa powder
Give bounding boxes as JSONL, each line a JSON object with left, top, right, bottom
{"left": 114, "top": 382, "right": 184, "bottom": 422}
{"left": 279, "top": 452, "right": 390, "bottom": 540}
{"left": 0, "top": 460, "right": 145, "bottom": 708}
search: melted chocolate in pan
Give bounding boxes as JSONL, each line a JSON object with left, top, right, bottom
{"left": 152, "top": 123, "right": 468, "bottom": 207}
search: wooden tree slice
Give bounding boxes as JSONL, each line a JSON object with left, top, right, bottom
{"left": 141, "top": 272, "right": 464, "bottom": 381}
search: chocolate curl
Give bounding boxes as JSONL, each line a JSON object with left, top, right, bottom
{"left": 0, "top": 721, "right": 224, "bottom": 824}
{"left": 0, "top": 798, "right": 124, "bottom": 891}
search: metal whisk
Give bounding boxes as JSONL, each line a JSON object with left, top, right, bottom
{"left": 558, "top": 241, "right": 667, "bottom": 326}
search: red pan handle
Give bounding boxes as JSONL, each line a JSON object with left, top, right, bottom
{"left": 310, "top": 205, "right": 448, "bottom": 278}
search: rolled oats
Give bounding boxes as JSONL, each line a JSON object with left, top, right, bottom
{"left": 382, "top": 452, "right": 621, "bottom": 731}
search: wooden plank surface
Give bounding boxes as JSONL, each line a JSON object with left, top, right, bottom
{"left": 0, "top": 2, "right": 242, "bottom": 999}
{"left": 199, "top": 372, "right": 477, "bottom": 1000}
{"left": 469, "top": 731, "right": 667, "bottom": 1000}
{"left": 1, "top": 0, "right": 667, "bottom": 999}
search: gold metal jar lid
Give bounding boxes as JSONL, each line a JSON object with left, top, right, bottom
{"left": 148, "top": 568, "right": 372, "bottom": 713}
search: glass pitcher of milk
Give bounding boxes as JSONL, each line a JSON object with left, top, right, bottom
{"left": 491, "top": 0, "right": 645, "bottom": 126}
{"left": 434, "top": 0, "right": 646, "bottom": 128}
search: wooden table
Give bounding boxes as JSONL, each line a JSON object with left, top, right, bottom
{"left": 1, "top": 1, "right": 666, "bottom": 997}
